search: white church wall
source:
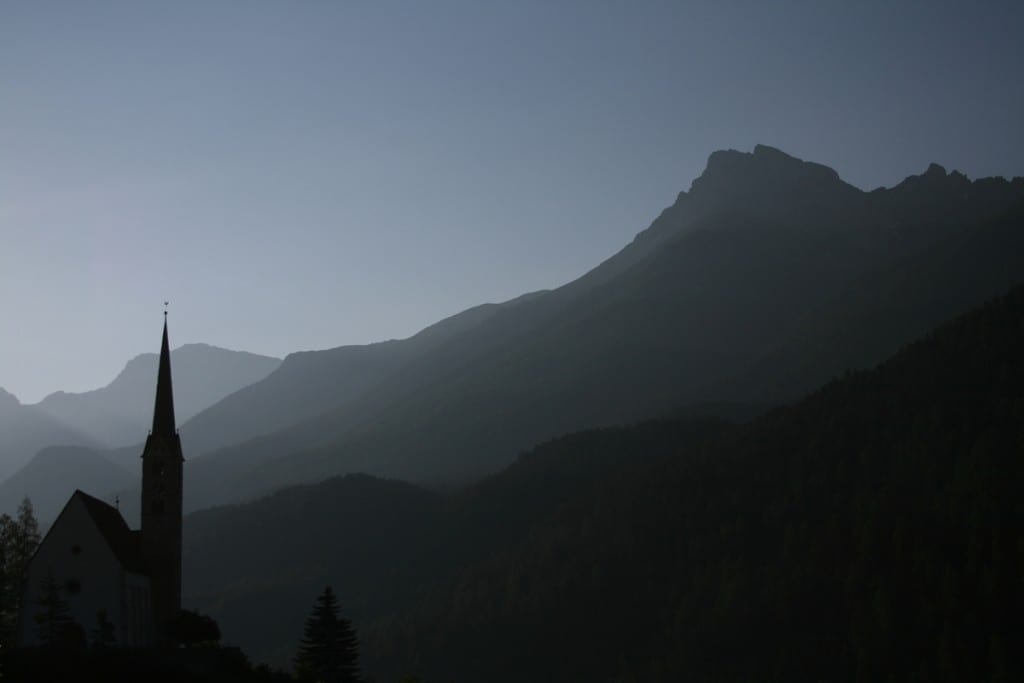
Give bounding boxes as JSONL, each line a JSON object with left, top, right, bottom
{"left": 17, "top": 495, "right": 129, "bottom": 647}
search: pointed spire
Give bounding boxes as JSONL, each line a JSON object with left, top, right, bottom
{"left": 151, "top": 313, "right": 177, "bottom": 437}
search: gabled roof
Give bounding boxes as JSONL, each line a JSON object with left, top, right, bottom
{"left": 72, "top": 490, "right": 146, "bottom": 574}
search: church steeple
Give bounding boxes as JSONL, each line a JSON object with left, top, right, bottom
{"left": 140, "top": 310, "right": 184, "bottom": 643}
{"left": 151, "top": 314, "right": 177, "bottom": 437}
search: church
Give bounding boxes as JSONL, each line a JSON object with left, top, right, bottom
{"left": 17, "top": 316, "right": 184, "bottom": 648}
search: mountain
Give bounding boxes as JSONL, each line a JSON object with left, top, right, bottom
{"left": 33, "top": 344, "right": 280, "bottom": 450}
{"left": 27, "top": 302, "right": 530, "bottom": 530}
{"left": 0, "top": 445, "right": 133, "bottom": 522}
{"left": 713, "top": 195, "right": 1024, "bottom": 403}
{"left": 183, "top": 419, "right": 727, "bottom": 669}
{"left": 375, "top": 283, "right": 1024, "bottom": 682}
{"left": 175, "top": 145, "right": 1024, "bottom": 511}
{"left": 184, "top": 283, "right": 1024, "bottom": 681}
{"left": 184, "top": 474, "right": 445, "bottom": 666}
{"left": 0, "top": 389, "right": 99, "bottom": 481}
{"left": 176, "top": 300, "right": 518, "bottom": 459}
{"left": 0, "top": 344, "right": 278, "bottom": 514}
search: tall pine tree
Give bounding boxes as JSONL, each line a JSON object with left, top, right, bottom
{"left": 0, "top": 497, "right": 41, "bottom": 645}
{"left": 295, "top": 586, "right": 361, "bottom": 683}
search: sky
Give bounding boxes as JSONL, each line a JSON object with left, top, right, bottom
{"left": 2, "top": 1, "right": 1022, "bottom": 403}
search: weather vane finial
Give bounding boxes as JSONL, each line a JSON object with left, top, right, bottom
{"left": 164, "top": 301, "right": 169, "bottom": 318}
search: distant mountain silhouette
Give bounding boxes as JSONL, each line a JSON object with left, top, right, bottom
{"left": 370, "top": 285, "right": 1024, "bottom": 682}
{"left": 0, "top": 387, "right": 19, "bottom": 411}
{"left": 15, "top": 145, "right": 1023, "bottom": 520}
{"left": 172, "top": 145, "right": 1024, "bottom": 511}
{"left": 183, "top": 283, "right": 1024, "bottom": 681}
{"left": 176, "top": 300, "right": 521, "bottom": 458}
{"left": 32, "top": 343, "right": 280, "bottom": 449}
{"left": 0, "top": 445, "right": 133, "bottom": 521}
{"left": 0, "top": 388, "right": 99, "bottom": 481}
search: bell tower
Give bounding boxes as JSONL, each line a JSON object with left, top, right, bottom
{"left": 140, "top": 311, "right": 184, "bottom": 641}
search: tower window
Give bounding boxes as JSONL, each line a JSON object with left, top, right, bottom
{"left": 71, "top": 544, "right": 82, "bottom": 556}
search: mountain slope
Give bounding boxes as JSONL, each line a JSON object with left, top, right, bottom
{"left": 179, "top": 145, "right": 1024, "bottom": 510}
{"left": 713, "top": 198, "right": 1024, "bottom": 403}
{"left": 0, "top": 389, "right": 99, "bottom": 481}
{"left": 184, "top": 283, "right": 1024, "bottom": 680}
{"left": 169, "top": 144, "right": 870, "bottom": 465}
{"left": 33, "top": 343, "right": 280, "bottom": 449}
{"left": 176, "top": 299, "right": 518, "bottom": 459}
{"left": 183, "top": 419, "right": 726, "bottom": 668}
{"left": 0, "top": 445, "right": 133, "bottom": 521}
{"left": 183, "top": 474, "right": 445, "bottom": 666}
{"left": 371, "top": 284, "right": 1024, "bottom": 682}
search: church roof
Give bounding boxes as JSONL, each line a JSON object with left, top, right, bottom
{"left": 73, "top": 490, "right": 146, "bottom": 573}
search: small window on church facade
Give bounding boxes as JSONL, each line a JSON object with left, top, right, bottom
{"left": 71, "top": 544, "right": 82, "bottom": 555}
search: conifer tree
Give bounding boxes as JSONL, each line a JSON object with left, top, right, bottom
{"left": 13, "top": 498, "right": 40, "bottom": 564}
{"left": 294, "top": 586, "right": 361, "bottom": 683}
{"left": 0, "top": 497, "right": 41, "bottom": 645}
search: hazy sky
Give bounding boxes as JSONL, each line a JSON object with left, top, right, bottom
{"left": 2, "top": 1, "right": 1022, "bottom": 403}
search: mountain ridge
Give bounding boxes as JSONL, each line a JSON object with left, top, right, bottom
{"left": 31, "top": 343, "right": 281, "bottom": 449}
{"left": 0, "top": 445, "right": 133, "bottom": 522}
{"left": 19, "top": 144, "right": 1024, "bottom": 520}
{"left": 181, "top": 282, "right": 1024, "bottom": 680}
{"left": 167, "top": 144, "right": 1024, "bottom": 511}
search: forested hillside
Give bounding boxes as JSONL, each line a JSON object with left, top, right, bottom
{"left": 185, "top": 284, "right": 1024, "bottom": 681}
{"left": 367, "top": 285, "right": 1024, "bottom": 682}
{"left": 183, "top": 419, "right": 726, "bottom": 668}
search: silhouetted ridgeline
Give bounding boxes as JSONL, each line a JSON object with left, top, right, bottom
{"left": 34, "top": 344, "right": 280, "bottom": 450}
{"left": 184, "top": 284, "right": 1024, "bottom": 681}
{"left": 0, "top": 390, "right": 99, "bottom": 482}
{"left": 0, "top": 345, "right": 280, "bottom": 521}
{"left": 0, "top": 446, "right": 133, "bottom": 525}
{"left": 175, "top": 146, "right": 1024, "bottom": 510}
{"left": 177, "top": 300, "right": 513, "bottom": 458}
{"left": 8, "top": 146, "right": 1024, "bottom": 524}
